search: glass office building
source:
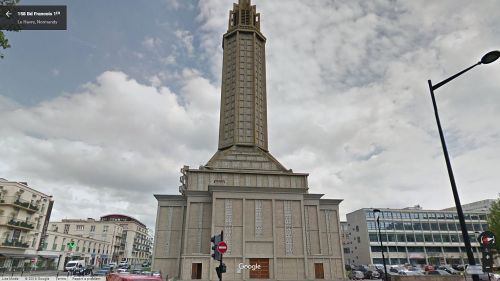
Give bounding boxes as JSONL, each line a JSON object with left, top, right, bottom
{"left": 344, "top": 205, "right": 490, "bottom": 266}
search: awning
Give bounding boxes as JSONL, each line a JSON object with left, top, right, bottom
{"left": 0, "top": 253, "right": 38, "bottom": 258}
{"left": 38, "top": 255, "right": 60, "bottom": 259}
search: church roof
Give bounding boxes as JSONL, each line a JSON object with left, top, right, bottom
{"left": 205, "top": 145, "right": 291, "bottom": 173}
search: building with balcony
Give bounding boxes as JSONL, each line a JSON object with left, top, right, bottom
{"left": 49, "top": 218, "right": 124, "bottom": 264}
{"left": 0, "top": 178, "right": 54, "bottom": 270}
{"left": 344, "top": 201, "right": 495, "bottom": 267}
{"left": 100, "top": 214, "right": 152, "bottom": 266}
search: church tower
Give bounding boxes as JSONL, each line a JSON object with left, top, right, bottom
{"left": 218, "top": 0, "right": 267, "bottom": 151}
{"left": 153, "top": 1, "right": 345, "bottom": 280}
{"left": 206, "top": 0, "right": 286, "bottom": 172}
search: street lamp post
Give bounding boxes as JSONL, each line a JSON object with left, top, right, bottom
{"left": 373, "top": 209, "right": 388, "bottom": 281}
{"left": 428, "top": 50, "right": 500, "bottom": 281}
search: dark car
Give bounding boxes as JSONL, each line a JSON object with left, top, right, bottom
{"left": 72, "top": 265, "right": 93, "bottom": 276}
{"left": 356, "top": 265, "right": 380, "bottom": 279}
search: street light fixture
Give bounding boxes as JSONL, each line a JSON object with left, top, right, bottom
{"left": 373, "top": 209, "right": 388, "bottom": 281}
{"left": 428, "top": 50, "right": 499, "bottom": 281}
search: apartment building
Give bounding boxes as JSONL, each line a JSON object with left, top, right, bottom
{"left": 345, "top": 202, "right": 494, "bottom": 267}
{"left": 0, "top": 179, "right": 53, "bottom": 270}
{"left": 49, "top": 218, "right": 124, "bottom": 264}
{"left": 100, "top": 214, "right": 151, "bottom": 265}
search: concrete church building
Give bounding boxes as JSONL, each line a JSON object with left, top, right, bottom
{"left": 153, "top": 1, "right": 345, "bottom": 280}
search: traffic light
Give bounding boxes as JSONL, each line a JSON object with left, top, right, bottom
{"left": 211, "top": 234, "right": 222, "bottom": 261}
{"left": 216, "top": 263, "right": 226, "bottom": 279}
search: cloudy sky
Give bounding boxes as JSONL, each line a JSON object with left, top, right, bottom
{"left": 1, "top": 0, "right": 500, "bottom": 231}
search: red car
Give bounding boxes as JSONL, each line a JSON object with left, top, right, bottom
{"left": 424, "top": 265, "right": 435, "bottom": 272}
{"left": 106, "top": 273, "right": 162, "bottom": 281}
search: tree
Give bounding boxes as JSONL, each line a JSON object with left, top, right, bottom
{"left": 0, "top": 0, "right": 20, "bottom": 59}
{"left": 487, "top": 198, "right": 500, "bottom": 254}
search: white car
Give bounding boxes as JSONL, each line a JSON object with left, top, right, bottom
{"left": 65, "top": 260, "right": 85, "bottom": 272}
{"left": 117, "top": 268, "right": 128, "bottom": 273}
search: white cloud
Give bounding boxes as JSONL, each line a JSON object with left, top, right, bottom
{"left": 160, "top": 54, "right": 176, "bottom": 65}
{"left": 0, "top": 70, "right": 220, "bottom": 228}
{"left": 142, "top": 36, "right": 162, "bottom": 50}
{"left": 164, "top": 0, "right": 181, "bottom": 10}
{"left": 174, "top": 29, "right": 195, "bottom": 55}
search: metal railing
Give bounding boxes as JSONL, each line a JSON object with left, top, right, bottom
{"left": 0, "top": 215, "right": 35, "bottom": 229}
{"left": 0, "top": 196, "right": 40, "bottom": 212}
{"left": 1, "top": 239, "right": 30, "bottom": 248}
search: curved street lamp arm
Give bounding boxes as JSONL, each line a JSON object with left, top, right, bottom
{"left": 432, "top": 62, "right": 481, "bottom": 91}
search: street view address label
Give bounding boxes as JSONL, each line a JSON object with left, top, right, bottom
{"left": 0, "top": 5, "right": 67, "bottom": 30}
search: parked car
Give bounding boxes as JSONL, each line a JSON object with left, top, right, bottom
{"left": 117, "top": 268, "right": 129, "bottom": 273}
{"left": 478, "top": 273, "right": 500, "bottom": 281}
{"left": 94, "top": 268, "right": 112, "bottom": 276}
{"left": 348, "top": 270, "right": 365, "bottom": 280}
{"left": 65, "top": 260, "right": 85, "bottom": 272}
{"left": 438, "top": 265, "right": 459, "bottom": 275}
{"left": 424, "top": 265, "right": 435, "bottom": 272}
{"left": 118, "top": 262, "right": 130, "bottom": 269}
{"left": 356, "top": 265, "right": 380, "bottom": 279}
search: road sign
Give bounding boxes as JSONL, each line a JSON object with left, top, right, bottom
{"left": 477, "top": 231, "right": 496, "bottom": 248}
{"left": 217, "top": 241, "right": 228, "bottom": 254}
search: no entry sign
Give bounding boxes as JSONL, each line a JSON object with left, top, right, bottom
{"left": 478, "top": 231, "right": 496, "bottom": 248}
{"left": 217, "top": 241, "right": 228, "bottom": 254}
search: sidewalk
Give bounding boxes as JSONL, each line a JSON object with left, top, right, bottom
{"left": 0, "top": 270, "right": 64, "bottom": 276}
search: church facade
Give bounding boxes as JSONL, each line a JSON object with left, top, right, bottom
{"left": 152, "top": 1, "right": 345, "bottom": 280}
